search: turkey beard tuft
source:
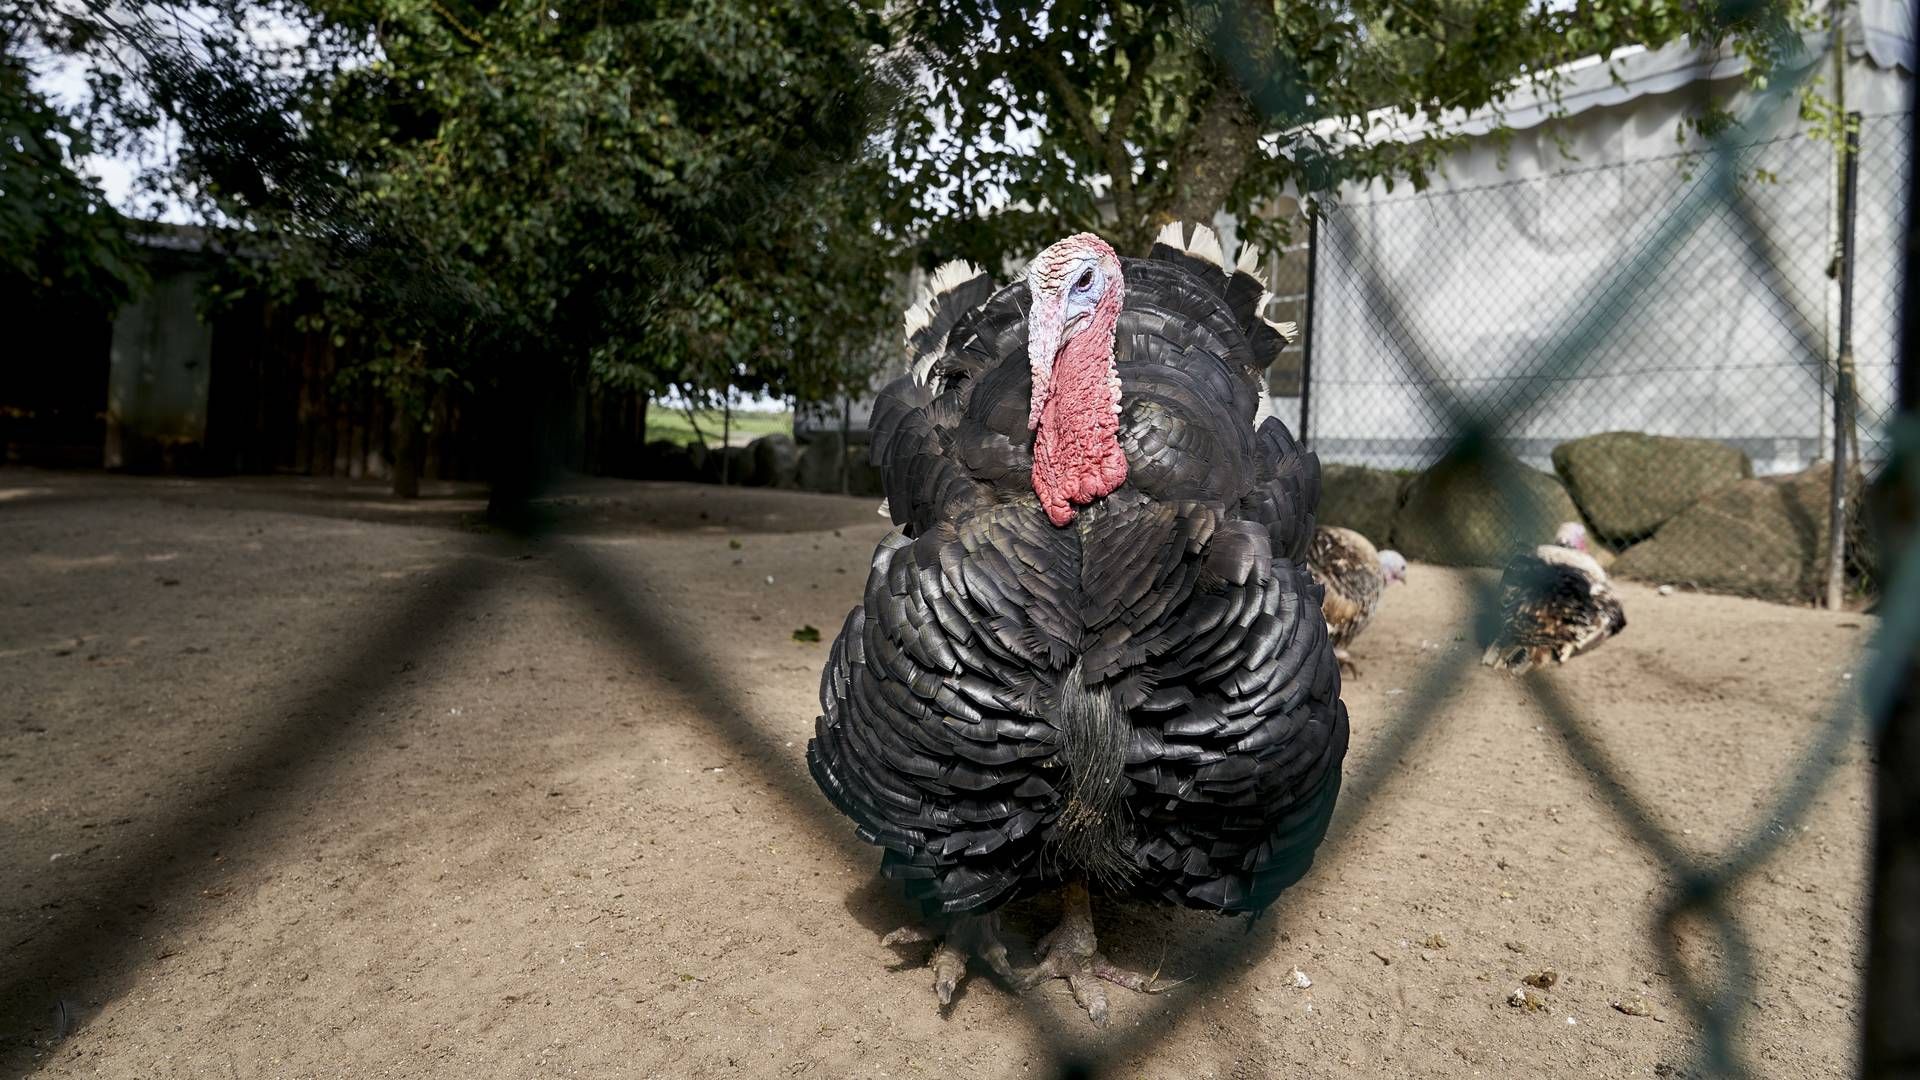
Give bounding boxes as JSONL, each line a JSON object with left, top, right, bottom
{"left": 1045, "top": 658, "right": 1137, "bottom": 890}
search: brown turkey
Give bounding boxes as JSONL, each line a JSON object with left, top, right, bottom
{"left": 1306, "top": 525, "right": 1406, "bottom": 676}
{"left": 1481, "top": 522, "right": 1628, "bottom": 673}
{"left": 808, "top": 224, "right": 1348, "bottom": 1024}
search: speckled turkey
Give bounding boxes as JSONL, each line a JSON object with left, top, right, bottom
{"left": 808, "top": 223, "right": 1348, "bottom": 1024}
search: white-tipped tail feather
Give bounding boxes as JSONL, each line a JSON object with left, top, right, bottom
{"left": 1154, "top": 220, "right": 1259, "bottom": 279}
{"left": 929, "top": 259, "right": 983, "bottom": 296}
{"left": 904, "top": 259, "right": 987, "bottom": 386}
{"left": 903, "top": 260, "right": 983, "bottom": 347}
{"left": 1265, "top": 318, "right": 1299, "bottom": 345}
{"left": 911, "top": 349, "right": 946, "bottom": 386}
{"left": 1185, "top": 224, "right": 1226, "bottom": 270}
{"left": 1254, "top": 389, "right": 1276, "bottom": 427}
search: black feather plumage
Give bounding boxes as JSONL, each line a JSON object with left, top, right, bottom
{"left": 810, "top": 238, "right": 1348, "bottom": 918}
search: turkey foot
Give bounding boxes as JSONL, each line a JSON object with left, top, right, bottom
{"left": 881, "top": 914, "right": 1015, "bottom": 1007}
{"left": 1333, "top": 647, "right": 1359, "bottom": 678}
{"left": 1016, "top": 882, "right": 1170, "bottom": 1026}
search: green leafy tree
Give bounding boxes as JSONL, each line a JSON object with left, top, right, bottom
{"left": 0, "top": 22, "right": 139, "bottom": 310}
{"left": 25, "top": 0, "right": 904, "bottom": 501}
{"left": 276, "top": 0, "right": 902, "bottom": 501}
{"left": 16, "top": 0, "right": 1820, "bottom": 505}
{"left": 884, "top": 0, "right": 1812, "bottom": 263}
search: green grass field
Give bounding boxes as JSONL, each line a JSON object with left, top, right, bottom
{"left": 646, "top": 407, "right": 792, "bottom": 448}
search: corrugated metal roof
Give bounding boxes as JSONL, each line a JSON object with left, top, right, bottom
{"left": 1307, "top": 2, "right": 1910, "bottom": 150}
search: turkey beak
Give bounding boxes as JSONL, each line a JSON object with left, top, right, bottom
{"left": 1026, "top": 292, "right": 1067, "bottom": 431}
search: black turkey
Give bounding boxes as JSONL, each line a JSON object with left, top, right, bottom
{"left": 808, "top": 224, "right": 1347, "bottom": 1024}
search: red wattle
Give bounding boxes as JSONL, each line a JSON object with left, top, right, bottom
{"left": 1032, "top": 302, "right": 1126, "bottom": 527}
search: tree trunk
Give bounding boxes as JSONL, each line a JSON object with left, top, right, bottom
{"left": 721, "top": 394, "right": 732, "bottom": 485}
{"left": 676, "top": 384, "right": 708, "bottom": 445}
{"left": 391, "top": 405, "right": 421, "bottom": 499}
{"left": 1156, "top": 85, "right": 1261, "bottom": 244}
{"left": 486, "top": 356, "right": 553, "bottom": 528}
{"left": 839, "top": 393, "right": 852, "bottom": 496}
{"left": 636, "top": 393, "right": 650, "bottom": 477}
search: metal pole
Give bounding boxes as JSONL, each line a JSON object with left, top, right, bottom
{"left": 1826, "top": 116, "right": 1861, "bottom": 609}
{"left": 1300, "top": 205, "right": 1318, "bottom": 445}
{"left": 1860, "top": 24, "right": 1920, "bottom": 1072}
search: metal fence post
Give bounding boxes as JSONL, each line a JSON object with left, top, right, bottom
{"left": 1861, "top": 46, "right": 1920, "bottom": 1075}
{"left": 1828, "top": 115, "right": 1862, "bottom": 609}
{"left": 1300, "top": 205, "right": 1317, "bottom": 445}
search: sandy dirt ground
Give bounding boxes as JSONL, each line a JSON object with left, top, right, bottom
{"left": 0, "top": 470, "right": 1874, "bottom": 1079}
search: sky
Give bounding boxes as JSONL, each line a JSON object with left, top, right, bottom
{"left": 30, "top": 2, "right": 316, "bottom": 224}
{"left": 35, "top": 57, "right": 183, "bottom": 220}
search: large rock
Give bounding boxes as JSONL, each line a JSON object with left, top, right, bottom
{"left": 1612, "top": 462, "right": 1850, "bottom": 603}
{"left": 1316, "top": 464, "right": 1406, "bottom": 549}
{"left": 845, "top": 447, "right": 885, "bottom": 498}
{"left": 797, "top": 433, "right": 847, "bottom": 493}
{"left": 1392, "top": 450, "right": 1582, "bottom": 566}
{"left": 748, "top": 434, "right": 799, "bottom": 489}
{"left": 684, "top": 441, "right": 711, "bottom": 480}
{"left": 722, "top": 445, "right": 754, "bottom": 485}
{"left": 643, "top": 439, "right": 694, "bottom": 482}
{"left": 698, "top": 445, "right": 754, "bottom": 485}
{"left": 1551, "top": 432, "right": 1749, "bottom": 544}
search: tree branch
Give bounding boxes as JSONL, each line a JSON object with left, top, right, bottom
{"left": 1103, "top": 33, "right": 1157, "bottom": 244}
{"left": 1035, "top": 53, "right": 1102, "bottom": 152}
{"left": 675, "top": 382, "right": 709, "bottom": 446}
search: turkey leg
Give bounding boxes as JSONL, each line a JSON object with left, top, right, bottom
{"left": 1016, "top": 881, "right": 1170, "bottom": 1026}
{"left": 881, "top": 914, "right": 1015, "bottom": 1007}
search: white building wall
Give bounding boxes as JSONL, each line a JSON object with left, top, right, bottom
{"left": 1305, "top": 45, "right": 1910, "bottom": 476}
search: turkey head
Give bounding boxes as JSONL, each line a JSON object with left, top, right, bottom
{"left": 1025, "top": 232, "right": 1128, "bottom": 527}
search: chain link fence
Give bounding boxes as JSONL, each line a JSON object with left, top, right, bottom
{"left": 1005, "top": 37, "right": 1913, "bottom": 1080}
{"left": 5, "top": 18, "right": 1913, "bottom": 1080}
{"left": 1300, "top": 111, "right": 1909, "bottom": 602}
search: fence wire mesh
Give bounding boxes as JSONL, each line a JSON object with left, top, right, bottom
{"left": 987, "top": 35, "right": 1911, "bottom": 1080}
{"left": 6, "top": 20, "right": 1914, "bottom": 1080}
{"left": 1303, "top": 109, "right": 1909, "bottom": 603}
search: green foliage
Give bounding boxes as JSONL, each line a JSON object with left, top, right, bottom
{"left": 30, "top": 0, "right": 904, "bottom": 432}
{"left": 304, "top": 0, "right": 900, "bottom": 416}
{"left": 13, "top": 0, "right": 1822, "bottom": 449}
{"left": 0, "top": 28, "right": 140, "bottom": 310}
{"left": 883, "top": 0, "right": 1814, "bottom": 264}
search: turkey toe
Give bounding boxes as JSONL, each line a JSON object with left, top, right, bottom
{"left": 883, "top": 915, "right": 1013, "bottom": 1009}
{"left": 1016, "top": 884, "right": 1168, "bottom": 1025}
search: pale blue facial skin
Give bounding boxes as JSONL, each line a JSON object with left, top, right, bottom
{"left": 1024, "top": 244, "right": 1117, "bottom": 430}
{"left": 1059, "top": 260, "right": 1105, "bottom": 336}
{"left": 1380, "top": 550, "right": 1408, "bottom": 584}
